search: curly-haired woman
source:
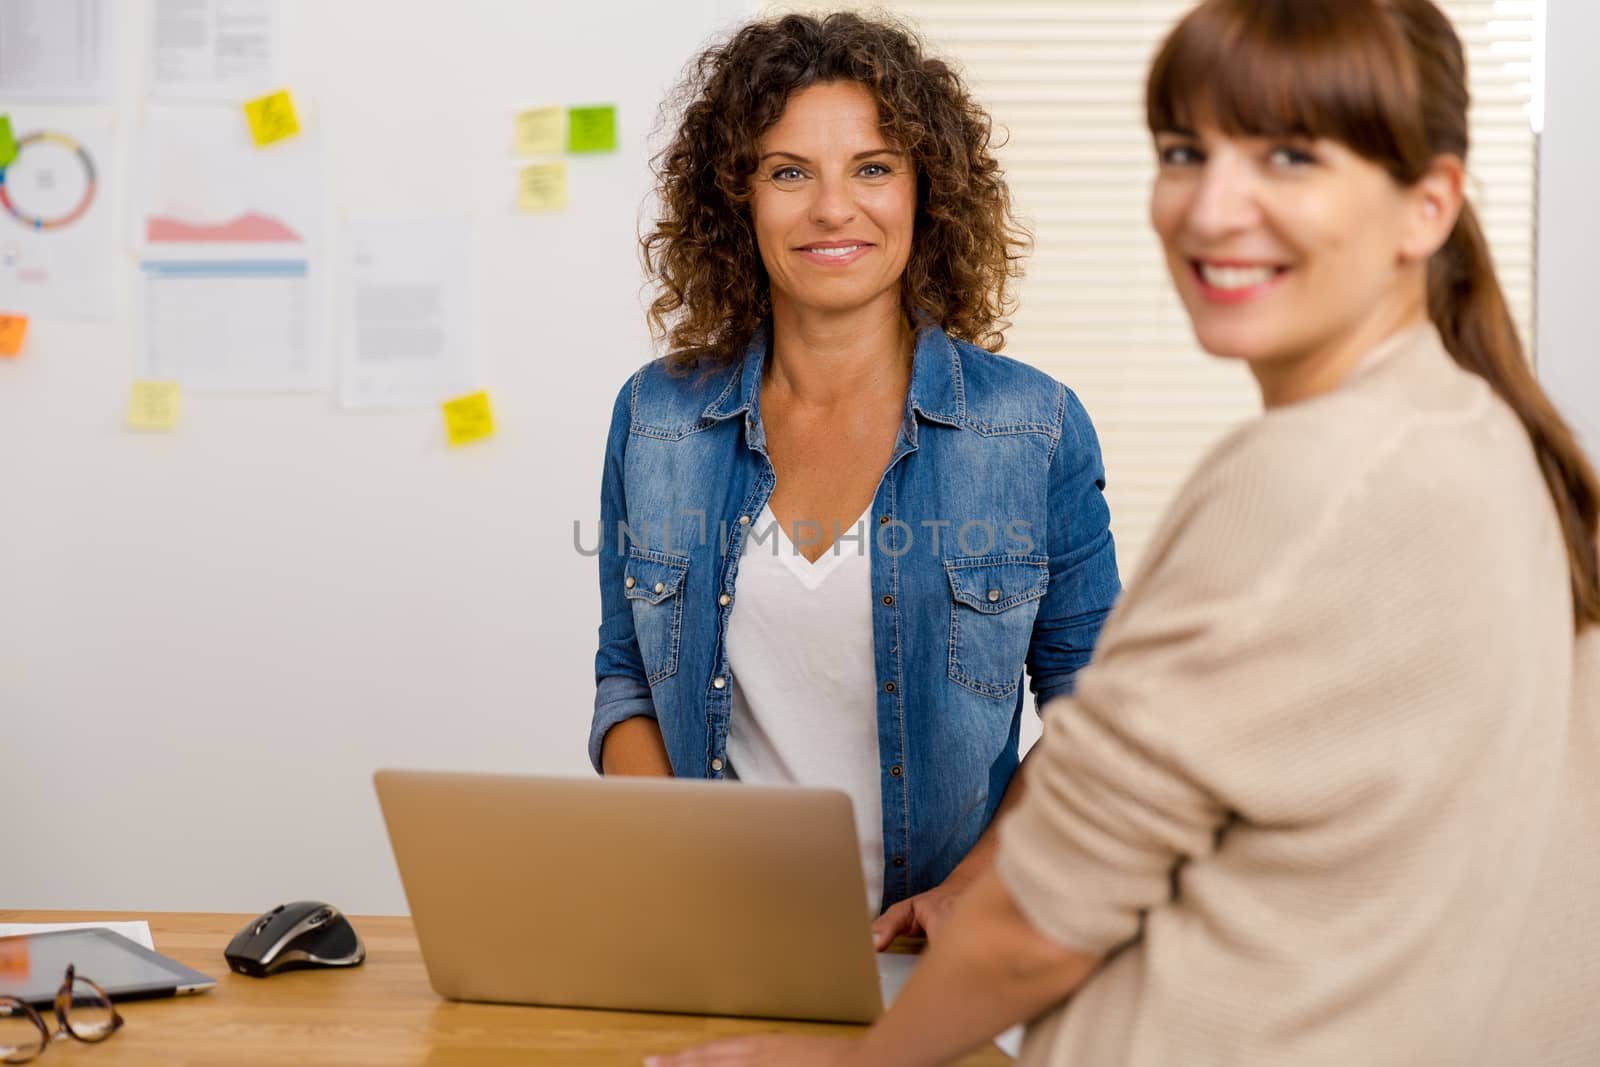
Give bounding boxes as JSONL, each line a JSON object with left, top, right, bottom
{"left": 589, "top": 12, "right": 1120, "bottom": 943}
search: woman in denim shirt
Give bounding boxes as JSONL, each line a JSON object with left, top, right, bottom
{"left": 590, "top": 13, "right": 1120, "bottom": 944}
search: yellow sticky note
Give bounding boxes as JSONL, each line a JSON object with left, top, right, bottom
{"left": 442, "top": 390, "right": 495, "bottom": 447}
{"left": 517, "top": 161, "right": 568, "bottom": 213}
{"left": 243, "top": 89, "right": 301, "bottom": 147}
{"left": 127, "top": 381, "right": 182, "bottom": 431}
{"left": 514, "top": 106, "right": 565, "bottom": 156}
{"left": 0, "top": 315, "right": 27, "bottom": 357}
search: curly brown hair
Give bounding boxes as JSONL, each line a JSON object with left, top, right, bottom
{"left": 642, "top": 11, "right": 1028, "bottom": 370}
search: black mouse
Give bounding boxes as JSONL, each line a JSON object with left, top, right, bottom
{"left": 223, "top": 901, "right": 366, "bottom": 977}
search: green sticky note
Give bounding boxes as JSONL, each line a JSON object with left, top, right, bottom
{"left": 0, "top": 116, "right": 17, "bottom": 169}
{"left": 567, "top": 105, "right": 617, "bottom": 153}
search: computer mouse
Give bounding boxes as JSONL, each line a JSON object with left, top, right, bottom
{"left": 223, "top": 901, "right": 366, "bottom": 978}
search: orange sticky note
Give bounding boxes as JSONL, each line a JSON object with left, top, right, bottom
{"left": 127, "top": 380, "right": 182, "bottom": 431}
{"left": 244, "top": 89, "right": 301, "bottom": 147}
{"left": 442, "top": 390, "right": 495, "bottom": 447}
{"left": 0, "top": 315, "right": 27, "bottom": 357}
{"left": 0, "top": 939, "right": 29, "bottom": 980}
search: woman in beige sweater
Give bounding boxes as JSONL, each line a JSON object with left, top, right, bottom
{"left": 652, "top": 1, "right": 1600, "bottom": 1065}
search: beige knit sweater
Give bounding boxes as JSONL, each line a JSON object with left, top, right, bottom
{"left": 997, "top": 323, "right": 1600, "bottom": 1066}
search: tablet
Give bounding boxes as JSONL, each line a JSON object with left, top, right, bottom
{"left": 0, "top": 928, "right": 216, "bottom": 1007}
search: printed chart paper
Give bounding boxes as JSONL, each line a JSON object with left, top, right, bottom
{"left": 137, "top": 106, "right": 324, "bottom": 390}
{"left": 341, "top": 217, "right": 478, "bottom": 410}
{"left": 149, "top": 0, "right": 281, "bottom": 102}
{"left": 0, "top": 0, "right": 118, "bottom": 101}
{"left": 0, "top": 110, "right": 117, "bottom": 318}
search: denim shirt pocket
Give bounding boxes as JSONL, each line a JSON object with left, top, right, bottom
{"left": 944, "top": 554, "right": 1049, "bottom": 699}
{"left": 623, "top": 549, "right": 690, "bottom": 686}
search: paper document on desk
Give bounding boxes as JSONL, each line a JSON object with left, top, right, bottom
{"left": 0, "top": 921, "right": 154, "bottom": 950}
{"left": 876, "top": 952, "right": 1023, "bottom": 1058}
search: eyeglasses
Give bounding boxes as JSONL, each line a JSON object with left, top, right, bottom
{"left": 0, "top": 965, "right": 124, "bottom": 1064}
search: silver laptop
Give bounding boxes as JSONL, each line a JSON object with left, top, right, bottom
{"left": 373, "top": 769, "right": 884, "bottom": 1023}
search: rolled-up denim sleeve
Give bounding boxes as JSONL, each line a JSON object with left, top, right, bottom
{"left": 589, "top": 375, "right": 657, "bottom": 771}
{"left": 1027, "top": 384, "right": 1121, "bottom": 706}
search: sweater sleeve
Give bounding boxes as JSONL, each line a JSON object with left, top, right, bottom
{"left": 996, "top": 406, "right": 1517, "bottom": 954}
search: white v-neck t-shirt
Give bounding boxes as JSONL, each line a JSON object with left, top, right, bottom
{"left": 725, "top": 503, "right": 884, "bottom": 914}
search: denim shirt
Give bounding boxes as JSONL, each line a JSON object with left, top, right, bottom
{"left": 590, "top": 319, "right": 1121, "bottom": 909}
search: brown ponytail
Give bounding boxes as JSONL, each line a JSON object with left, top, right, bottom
{"left": 1429, "top": 203, "right": 1600, "bottom": 628}
{"left": 1145, "top": 0, "right": 1600, "bottom": 630}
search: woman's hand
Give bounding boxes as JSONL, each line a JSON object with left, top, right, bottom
{"left": 645, "top": 1035, "right": 867, "bottom": 1067}
{"left": 871, "top": 874, "right": 970, "bottom": 950}
{"left": 872, "top": 751, "right": 1038, "bottom": 951}
{"left": 653, "top": 869, "right": 1097, "bottom": 1067}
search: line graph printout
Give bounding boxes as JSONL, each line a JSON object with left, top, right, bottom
{"left": 136, "top": 107, "right": 324, "bottom": 389}
{"left": 0, "top": 110, "right": 116, "bottom": 318}
{"left": 138, "top": 106, "right": 318, "bottom": 257}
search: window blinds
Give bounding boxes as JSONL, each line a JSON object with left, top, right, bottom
{"left": 761, "top": 0, "right": 1537, "bottom": 575}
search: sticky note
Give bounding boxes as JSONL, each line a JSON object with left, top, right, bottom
{"left": 442, "top": 390, "right": 495, "bottom": 447}
{"left": 243, "top": 89, "right": 301, "bottom": 147}
{"left": 0, "top": 938, "right": 27, "bottom": 979}
{"left": 127, "top": 381, "right": 182, "bottom": 431}
{"left": 517, "top": 161, "right": 568, "bottom": 213}
{"left": 566, "top": 105, "right": 617, "bottom": 153}
{"left": 0, "top": 315, "right": 26, "bottom": 357}
{"left": 0, "top": 115, "right": 16, "bottom": 169}
{"left": 514, "top": 106, "right": 565, "bottom": 156}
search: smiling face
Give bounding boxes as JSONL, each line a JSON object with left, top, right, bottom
{"left": 749, "top": 81, "right": 917, "bottom": 324}
{"left": 1150, "top": 124, "right": 1442, "bottom": 402}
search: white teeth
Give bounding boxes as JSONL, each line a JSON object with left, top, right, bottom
{"left": 807, "top": 245, "right": 862, "bottom": 257}
{"left": 1200, "top": 263, "right": 1278, "bottom": 290}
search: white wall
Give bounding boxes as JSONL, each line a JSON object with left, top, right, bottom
{"left": 1, "top": 0, "right": 750, "bottom": 914}
{"left": 1536, "top": 0, "right": 1600, "bottom": 450}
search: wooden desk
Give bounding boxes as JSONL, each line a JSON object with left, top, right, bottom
{"left": 2, "top": 911, "right": 1010, "bottom": 1066}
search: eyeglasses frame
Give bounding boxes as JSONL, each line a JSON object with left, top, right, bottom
{"left": 0, "top": 964, "right": 125, "bottom": 1064}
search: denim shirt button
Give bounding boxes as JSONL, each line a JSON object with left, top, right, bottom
{"left": 878, "top": 515, "right": 890, "bottom": 525}
{"left": 624, "top": 576, "right": 635, "bottom": 590}
{"left": 987, "top": 588, "right": 1001, "bottom": 602}
{"left": 653, "top": 581, "right": 666, "bottom": 594}
{"left": 719, "top": 593, "right": 732, "bottom": 606}
{"left": 892, "top": 855, "right": 907, "bottom": 868}
{"left": 883, "top": 681, "right": 896, "bottom": 694}
{"left": 739, "top": 515, "right": 752, "bottom": 526}
{"left": 881, "top": 594, "right": 894, "bottom": 607}
{"left": 710, "top": 757, "right": 724, "bottom": 772}
{"left": 712, "top": 676, "right": 727, "bottom": 690}
{"left": 889, "top": 764, "right": 903, "bottom": 777}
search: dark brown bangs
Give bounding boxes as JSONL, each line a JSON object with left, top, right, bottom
{"left": 1146, "top": 0, "right": 1426, "bottom": 178}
